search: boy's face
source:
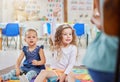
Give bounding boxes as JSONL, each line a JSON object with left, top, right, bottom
{"left": 61, "top": 28, "right": 73, "bottom": 46}
{"left": 25, "top": 31, "right": 38, "bottom": 46}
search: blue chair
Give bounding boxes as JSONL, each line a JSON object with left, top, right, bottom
{"left": 2, "top": 23, "right": 20, "bottom": 49}
{"left": 43, "top": 22, "right": 51, "bottom": 45}
{"left": 73, "top": 23, "right": 85, "bottom": 47}
{"left": 47, "top": 22, "right": 51, "bottom": 35}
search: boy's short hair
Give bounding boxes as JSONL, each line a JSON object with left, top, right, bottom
{"left": 25, "top": 28, "right": 38, "bottom": 36}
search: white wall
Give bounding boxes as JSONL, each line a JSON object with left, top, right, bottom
{"left": 0, "top": 0, "right": 3, "bottom": 22}
{"left": 2, "top": 0, "right": 14, "bottom": 22}
{"left": 20, "top": 21, "right": 45, "bottom": 37}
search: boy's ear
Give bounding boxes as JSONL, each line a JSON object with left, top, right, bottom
{"left": 24, "top": 38, "right": 26, "bottom": 42}
{"left": 36, "top": 37, "right": 38, "bottom": 40}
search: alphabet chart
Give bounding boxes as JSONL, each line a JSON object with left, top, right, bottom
{"left": 68, "top": 0, "right": 93, "bottom": 23}
{"left": 25, "top": 0, "right": 64, "bottom": 23}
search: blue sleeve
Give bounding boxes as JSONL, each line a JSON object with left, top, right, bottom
{"left": 22, "top": 46, "right": 26, "bottom": 53}
{"left": 40, "top": 45, "right": 44, "bottom": 49}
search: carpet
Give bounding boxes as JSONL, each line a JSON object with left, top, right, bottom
{"left": 72, "top": 68, "right": 93, "bottom": 82}
{"left": 0, "top": 66, "right": 93, "bottom": 82}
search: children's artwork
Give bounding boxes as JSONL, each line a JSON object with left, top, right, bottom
{"left": 68, "top": 0, "right": 93, "bottom": 23}
{"left": 1, "top": 0, "right": 63, "bottom": 23}
{"left": 46, "top": 0, "right": 64, "bottom": 22}
{"left": 12, "top": 0, "right": 64, "bottom": 23}
{"left": 1, "top": 0, "right": 93, "bottom": 23}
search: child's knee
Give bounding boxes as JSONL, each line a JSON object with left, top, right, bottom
{"left": 10, "top": 70, "right": 16, "bottom": 76}
{"left": 41, "top": 70, "right": 46, "bottom": 74}
{"left": 39, "top": 69, "right": 49, "bottom": 76}
{"left": 27, "top": 70, "right": 37, "bottom": 76}
{"left": 67, "top": 73, "right": 75, "bottom": 79}
{"left": 26, "top": 70, "right": 37, "bottom": 81}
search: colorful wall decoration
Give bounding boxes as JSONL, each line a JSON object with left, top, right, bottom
{"left": 68, "top": 0, "right": 93, "bottom": 23}
{"left": 12, "top": 0, "right": 64, "bottom": 23}
{"left": 1, "top": 0, "right": 93, "bottom": 23}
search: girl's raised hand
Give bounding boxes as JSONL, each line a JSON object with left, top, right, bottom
{"left": 53, "top": 7, "right": 61, "bottom": 17}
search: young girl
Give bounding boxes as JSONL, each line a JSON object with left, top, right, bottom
{"left": 34, "top": 24, "right": 77, "bottom": 82}
{"left": 0, "top": 29, "right": 46, "bottom": 82}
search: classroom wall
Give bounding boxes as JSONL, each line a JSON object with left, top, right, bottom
{"left": 0, "top": 0, "right": 3, "bottom": 22}
{"left": 2, "top": 0, "right": 14, "bottom": 22}
{"left": 0, "top": 0, "right": 93, "bottom": 23}
{"left": 68, "top": 0, "right": 93, "bottom": 24}
{"left": 0, "top": 0, "right": 94, "bottom": 38}
{"left": 1, "top": 0, "right": 64, "bottom": 23}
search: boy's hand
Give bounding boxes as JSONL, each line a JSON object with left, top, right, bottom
{"left": 16, "top": 68, "right": 20, "bottom": 76}
{"left": 32, "top": 60, "right": 38, "bottom": 65}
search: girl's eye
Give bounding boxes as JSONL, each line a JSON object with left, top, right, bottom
{"left": 63, "top": 34, "right": 67, "bottom": 35}
{"left": 69, "top": 33, "right": 72, "bottom": 35}
{"left": 63, "top": 33, "right": 72, "bottom": 36}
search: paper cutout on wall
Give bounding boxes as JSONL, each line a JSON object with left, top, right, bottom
{"left": 12, "top": 0, "right": 63, "bottom": 23}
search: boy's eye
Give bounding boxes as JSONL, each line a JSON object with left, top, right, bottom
{"left": 32, "top": 36, "right": 35, "bottom": 38}
{"left": 27, "top": 36, "right": 36, "bottom": 38}
{"left": 27, "top": 37, "right": 31, "bottom": 38}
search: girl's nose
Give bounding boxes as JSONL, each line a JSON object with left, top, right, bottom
{"left": 67, "top": 35, "right": 70, "bottom": 38}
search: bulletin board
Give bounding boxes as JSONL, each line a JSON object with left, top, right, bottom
{"left": 1, "top": 0, "right": 93, "bottom": 23}
{"left": 67, "top": 0, "right": 93, "bottom": 23}
{"left": 13, "top": 0, "right": 64, "bottom": 23}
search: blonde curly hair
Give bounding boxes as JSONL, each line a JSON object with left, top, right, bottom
{"left": 50, "top": 24, "right": 77, "bottom": 61}
{"left": 54, "top": 24, "right": 77, "bottom": 50}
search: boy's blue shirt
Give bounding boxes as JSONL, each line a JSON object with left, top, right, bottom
{"left": 83, "top": 32, "right": 119, "bottom": 72}
{"left": 21, "top": 45, "right": 45, "bottom": 74}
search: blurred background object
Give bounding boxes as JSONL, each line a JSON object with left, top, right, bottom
{"left": 103, "top": 0, "right": 120, "bottom": 36}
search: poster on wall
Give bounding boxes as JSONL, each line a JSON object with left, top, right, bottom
{"left": 2, "top": 0, "right": 64, "bottom": 23}
{"left": 68, "top": 0, "right": 93, "bottom": 23}
{"left": 13, "top": 0, "right": 64, "bottom": 23}
{"left": 46, "top": 0, "right": 64, "bottom": 23}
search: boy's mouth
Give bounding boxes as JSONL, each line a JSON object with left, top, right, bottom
{"left": 30, "top": 41, "right": 33, "bottom": 43}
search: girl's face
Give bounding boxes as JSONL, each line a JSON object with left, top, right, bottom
{"left": 61, "top": 28, "right": 73, "bottom": 46}
{"left": 25, "top": 31, "right": 38, "bottom": 47}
